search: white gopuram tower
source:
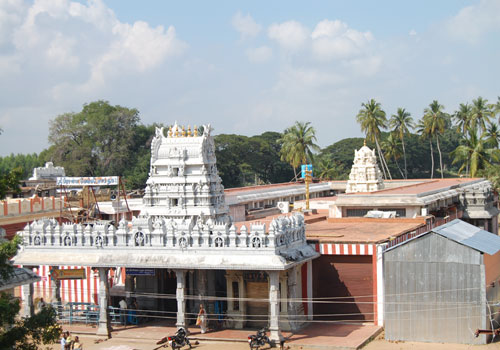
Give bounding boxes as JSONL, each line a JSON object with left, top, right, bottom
{"left": 141, "top": 123, "right": 231, "bottom": 225}
{"left": 345, "top": 140, "right": 384, "bottom": 193}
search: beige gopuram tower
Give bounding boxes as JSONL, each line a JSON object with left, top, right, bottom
{"left": 346, "top": 141, "right": 385, "bottom": 193}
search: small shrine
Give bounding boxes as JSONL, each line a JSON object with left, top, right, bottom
{"left": 346, "top": 141, "right": 384, "bottom": 193}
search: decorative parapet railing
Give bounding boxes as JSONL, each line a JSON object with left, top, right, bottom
{"left": 19, "top": 213, "right": 307, "bottom": 254}
{"left": 0, "top": 196, "right": 66, "bottom": 217}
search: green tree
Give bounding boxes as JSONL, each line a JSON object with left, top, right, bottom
{"left": 452, "top": 130, "right": 499, "bottom": 177}
{"left": 423, "top": 100, "right": 447, "bottom": 178}
{"left": 453, "top": 103, "right": 472, "bottom": 136}
{"left": 485, "top": 123, "right": 500, "bottom": 148}
{"left": 278, "top": 121, "right": 320, "bottom": 181}
{"left": 356, "top": 99, "right": 392, "bottom": 179}
{"left": 491, "top": 96, "right": 500, "bottom": 123}
{"left": 470, "top": 97, "right": 492, "bottom": 133}
{"left": 48, "top": 100, "right": 140, "bottom": 177}
{"left": 389, "top": 108, "right": 414, "bottom": 179}
{"left": 382, "top": 133, "right": 404, "bottom": 178}
{"left": 314, "top": 156, "right": 340, "bottom": 180}
{"left": 416, "top": 118, "right": 435, "bottom": 178}
{"left": 0, "top": 237, "right": 61, "bottom": 349}
{"left": 0, "top": 167, "right": 22, "bottom": 199}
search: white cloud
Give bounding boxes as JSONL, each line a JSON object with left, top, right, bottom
{"left": 232, "top": 11, "right": 261, "bottom": 39}
{"left": 311, "top": 19, "right": 373, "bottom": 61}
{"left": 409, "top": 29, "right": 417, "bottom": 36}
{"left": 0, "top": 0, "right": 188, "bottom": 154}
{"left": 268, "top": 20, "right": 309, "bottom": 51}
{"left": 246, "top": 46, "right": 272, "bottom": 63}
{"left": 0, "top": 0, "right": 26, "bottom": 47}
{"left": 445, "top": 0, "right": 500, "bottom": 44}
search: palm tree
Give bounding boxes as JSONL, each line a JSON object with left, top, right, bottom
{"left": 423, "top": 100, "right": 447, "bottom": 178}
{"left": 382, "top": 133, "right": 404, "bottom": 178}
{"left": 491, "top": 96, "right": 500, "bottom": 123}
{"left": 316, "top": 156, "right": 340, "bottom": 180}
{"left": 485, "top": 122, "right": 500, "bottom": 148}
{"left": 452, "top": 130, "right": 500, "bottom": 177}
{"left": 278, "top": 121, "right": 320, "bottom": 181}
{"left": 356, "top": 99, "right": 392, "bottom": 179}
{"left": 453, "top": 103, "right": 472, "bottom": 136}
{"left": 470, "top": 97, "right": 492, "bottom": 133}
{"left": 389, "top": 108, "right": 414, "bottom": 179}
{"left": 416, "top": 118, "right": 435, "bottom": 179}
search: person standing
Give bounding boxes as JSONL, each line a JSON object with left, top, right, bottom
{"left": 72, "top": 336, "right": 83, "bottom": 350}
{"left": 60, "top": 332, "right": 67, "bottom": 350}
{"left": 119, "top": 298, "right": 128, "bottom": 325}
{"left": 197, "top": 304, "right": 207, "bottom": 334}
{"left": 65, "top": 331, "right": 73, "bottom": 350}
{"left": 37, "top": 297, "right": 46, "bottom": 312}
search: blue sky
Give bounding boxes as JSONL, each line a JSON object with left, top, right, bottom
{"left": 1, "top": 0, "right": 499, "bottom": 156}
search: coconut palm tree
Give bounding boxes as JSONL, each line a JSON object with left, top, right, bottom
{"left": 278, "top": 121, "right": 320, "bottom": 181}
{"left": 389, "top": 108, "right": 414, "bottom": 179}
{"left": 356, "top": 99, "right": 392, "bottom": 179}
{"left": 453, "top": 103, "right": 472, "bottom": 136}
{"left": 452, "top": 130, "right": 500, "bottom": 177}
{"left": 382, "top": 133, "right": 404, "bottom": 178}
{"left": 416, "top": 118, "right": 435, "bottom": 179}
{"left": 491, "top": 96, "right": 500, "bottom": 123}
{"left": 470, "top": 97, "right": 492, "bottom": 133}
{"left": 423, "top": 100, "right": 447, "bottom": 178}
{"left": 485, "top": 122, "right": 500, "bottom": 148}
{"left": 316, "top": 156, "right": 340, "bottom": 180}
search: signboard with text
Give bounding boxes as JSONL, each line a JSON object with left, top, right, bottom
{"left": 50, "top": 268, "right": 86, "bottom": 280}
{"left": 56, "top": 176, "right": 119, "bottom": 187}
{"left": 125, "top": 268, "right": 156, "bottom": 276}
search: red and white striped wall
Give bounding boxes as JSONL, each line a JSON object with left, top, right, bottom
{"left": 315, "top": 243, "right": 375, "bottom": 256}
{"left": 25, "top": 265, "right": 101, "bottom": 305}
{"left": 312, "top": 242, "right": 384, "bottom": 326}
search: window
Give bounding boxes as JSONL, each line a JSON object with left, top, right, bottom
{"left": 170, "top": 198, "right": 179, "bottom": 207}
{"left": 346, "top": 209, "right": 370, "bottom": 217}
{"left": 173, "top": 168, "right": 179, "bottom": 176}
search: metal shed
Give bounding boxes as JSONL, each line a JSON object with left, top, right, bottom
{"left": 384, "top": 219, "right": 500, "bottom": 344}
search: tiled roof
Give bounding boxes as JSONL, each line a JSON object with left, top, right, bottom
{"left": 0, "top": 266, "right": 41, "bottom": 291}
{"left": 305, "top": 217, "right": 426, "bottom": 244}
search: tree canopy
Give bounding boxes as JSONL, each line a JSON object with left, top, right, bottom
{"left": 0, "top": 237, "right": 61, "bottom": 349}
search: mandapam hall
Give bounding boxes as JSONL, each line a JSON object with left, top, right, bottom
{"left": 13, "top": 124, "right": 318, "bottom": 342}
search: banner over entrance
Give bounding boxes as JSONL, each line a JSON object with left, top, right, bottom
{"left": 56, "top": 176, "right": 119, "bottom": 186}
{"left": 50, "top": 268, "right": 86, "bottom": 280}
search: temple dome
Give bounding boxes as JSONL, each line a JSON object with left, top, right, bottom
{"left": 345, "top": 141, "right": 384, "bottom": 193}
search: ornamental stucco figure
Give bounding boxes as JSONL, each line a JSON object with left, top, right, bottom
{"left": 346, "top": 141, "right": 384, "bottom": 193}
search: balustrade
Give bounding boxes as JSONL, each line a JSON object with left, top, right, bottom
{"left": 21, "top": 214, "right": 306, "bottom": 252}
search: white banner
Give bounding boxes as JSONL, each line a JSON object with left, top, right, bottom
{"left": 56, "top": 176, "right": 119, "bottom": 186}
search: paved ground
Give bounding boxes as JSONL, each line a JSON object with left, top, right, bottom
{"left": 63, "top": 321, "right": 382, "bottom": 349}
{"left": 60, "top": 322, "right": 500, "bottom": 350}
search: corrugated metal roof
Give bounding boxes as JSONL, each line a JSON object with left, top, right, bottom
{"left": 432, "top": 219, "right": 500, "bottom": 255}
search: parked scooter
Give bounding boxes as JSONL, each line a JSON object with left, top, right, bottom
{"left": 248, "top": 327, "right": 273, "bottom": 350}
{"left": 157, "top": 327, "right": 192, "bottom": 350}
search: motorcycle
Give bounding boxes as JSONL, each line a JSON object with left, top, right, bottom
{"left": 157, "top": 327, "right": 192, "bottom": 350}
{"left": 248, "top": 327, "right": 273, "bottom": 350}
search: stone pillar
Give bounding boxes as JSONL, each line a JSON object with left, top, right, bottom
{"left": 22, "top": 267, "right": 34, "bottom": 318}
{"left": 50, "top": 266, "right": 61, "bottom": 305}
{"left": 286, "top": 266, "right": 302, "bottom": 331}
{"left": 238, "top": 274, "right": 246, "bottom": 328}
{"left": 96, "top": 267, "right": 111, "bottom": 337}
{"left": 125, "top": 274, "right": 134, "bottom": 306}
{"left": 268, "top": 271, "right": 283, "bottom": 343}
{"left": 175, "top": 269, "right": 187, "bottom": 329}
{"left": 226, "top": 275, "right": 234, "bottom": 312}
